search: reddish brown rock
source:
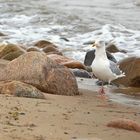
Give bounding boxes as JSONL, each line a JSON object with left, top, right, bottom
{"left": 106, "top": 43, "right": 127, "bottom": 53}
{"left": 42, "top": 46, "right": 62, "bottom": 55}
{"left": 107, "top": 119, "right": 140, "bottom": 132}
{"left": 0, "top": 52, "right": 79, "bottom": 96}
{"left": 106, "top": 43, "right": 120, "bottom": 53}
{"left": 0, "top": 81, "right": 45, "bottom": 99}
{"left": 47, "top": 54, "right": 86, "bottom": 70}
{"left": 113, "top": 57, "right": 140, "bottom": 87}
{"left": 26, "top": 47, "right": 41, "bottom": 52}
{"left": 43, "top": 46, "right": 58, "bottom": 53}
{"left": 34, "top": 40, "right": 58, "bottom": 48}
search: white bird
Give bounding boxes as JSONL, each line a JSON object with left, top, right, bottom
{"left": 91, "top": 40, "right": 125, "bottom": 97}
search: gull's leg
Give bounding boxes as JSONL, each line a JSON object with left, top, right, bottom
{"left": 99, "top": 81, "right": 105, "bottom": 94}
{"left": 98, "top": 81, "right": 106, "bottom": 99}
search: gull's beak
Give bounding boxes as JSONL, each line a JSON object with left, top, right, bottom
{"left": 91, "top": 42, "right": 96, "bottom": 47}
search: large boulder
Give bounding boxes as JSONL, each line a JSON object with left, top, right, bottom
{"left": 113, "top": 57, "right": 140, "bottom": 87}
{"left": 0, "top": 81, "right": 45, "bottom": 99}
{"left": 0, "top": 52, "right": 79, "bottom": 95}
{"left": 47, "top": 54, "right": 86, "bottom": 70}
{"left": 0, "top": 43, "right": 25, "bottom": 60}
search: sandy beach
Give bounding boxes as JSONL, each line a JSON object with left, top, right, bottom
{"left": 0, "top": 1, "right": 140, "bottom": 139}
{"left": 0, "top": 87, "right": 140, "bottom": 140}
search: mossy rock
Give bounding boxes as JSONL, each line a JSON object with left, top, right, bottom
{"left": 0, "top": 43, "right": 25, "bottom": 58}
{"left": 2, "top": 50, "right": 25, "bottom": 61}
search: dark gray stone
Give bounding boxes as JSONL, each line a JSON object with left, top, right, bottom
{"left": 71, "top": 69, "right": 92, "bottom": 78}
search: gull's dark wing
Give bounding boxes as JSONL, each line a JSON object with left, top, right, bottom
{"left": 84, "top": 50, "right": 117, "bottom": 66}
{"left": 84, "top": 50, "right": 95, "bottom": 66}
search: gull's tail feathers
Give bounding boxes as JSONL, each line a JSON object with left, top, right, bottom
{"left": 117, "top": 72, "right": 125, "bottom": 79}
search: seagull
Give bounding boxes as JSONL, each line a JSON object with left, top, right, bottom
{"left": 91, "top": 40, "right": 125, "bottom": 97}
{"left": 84, "top": 49, "right": 117, "bottom": 66}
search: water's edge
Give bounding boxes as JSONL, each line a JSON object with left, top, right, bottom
{"left": 77, "top": 78, "right": 140, "bottom": 107}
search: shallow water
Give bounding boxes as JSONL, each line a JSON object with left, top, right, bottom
{"left": 77, "top": 78, "right": 140, "bottom": 107}
{"left": 0, "top": 0, "right": 140, "bottom": 61}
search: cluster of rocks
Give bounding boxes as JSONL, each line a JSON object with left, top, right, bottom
{"left": 0, "top": 39, "right": 139, "bottom": 99}
{"left": 0, "top": 40, "right": 85, "bottom": 98}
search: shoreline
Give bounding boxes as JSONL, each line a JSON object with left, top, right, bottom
{"left": 0, "top": 88, "right": 140, "bottom": 140}
{"left": 77, "top": 77, "right": 140, "bottom": 107}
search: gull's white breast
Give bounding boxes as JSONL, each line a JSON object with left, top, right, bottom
{"left": 91, "top": 58, "right": 117, "bottom": 82}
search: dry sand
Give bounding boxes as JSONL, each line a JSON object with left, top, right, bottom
{"left": 0, "top": 88, "right": 140, "bottom": 140}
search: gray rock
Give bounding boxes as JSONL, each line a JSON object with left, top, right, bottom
{"left": 71, "top": 69, "right": 92, "bottom": 78}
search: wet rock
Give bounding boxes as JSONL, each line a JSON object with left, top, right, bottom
{"left": 47, "top": 54, "right": 86, "bottom": 70}
{"left": 83, "top": 40, "right": 95, "bottom": 45}
{"left": 84, "top": 49, "right": 117, "bottom": 66}
{"left": 26, "top": 47, "right": 41, "bottom": 52}
{"left": 71, "top": 69, "right": 92, "bottom": 78}
{"left": 106, "top": 43, "right": 120, "bottom": 53}
{"left": 113, "top": 57, "right": 140, "bottom": 87}
{"left": 0, "top": 81, "right": 45, "bottom": 99}
{"left": 20, "top": 45, "right": 28, "bottom": 50}
{"left": 111, "top": 87, "right": 140, "bottom": 96}
{"left": 42, "top": 46, "right": 62, "bottom": 55}
{"left": 0, "top": 32, "right": 6, "bottom": 36}
{"left": 0, "top": 52, "right": 79, "bottom": 96}
{"left": 2, "top": 50, "right": 24, "bottom": 61}
{"left": 0, "top": 43, "right": 25, "bottom": 59}
{"left": 60, "top": 37, "right": 69, "bottom": 42}
{"left": 107, "top": 119, "right": 140, "bottom": 132}
{"left": 106, "top": 43, "right": 127, "bottom": 53}
{"left": 34, "top": 40, "right": 58, "bottom": 48}
{"left": 42, "top": 46, "right": 58, "bottom": 53}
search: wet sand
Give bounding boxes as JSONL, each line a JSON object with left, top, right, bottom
{"left": 0, "top": 88, "right": 140, "bottom": 140}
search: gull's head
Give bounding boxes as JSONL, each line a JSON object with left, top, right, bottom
{"left": 92, "top": 40, "right": 105, "bottom": 49}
